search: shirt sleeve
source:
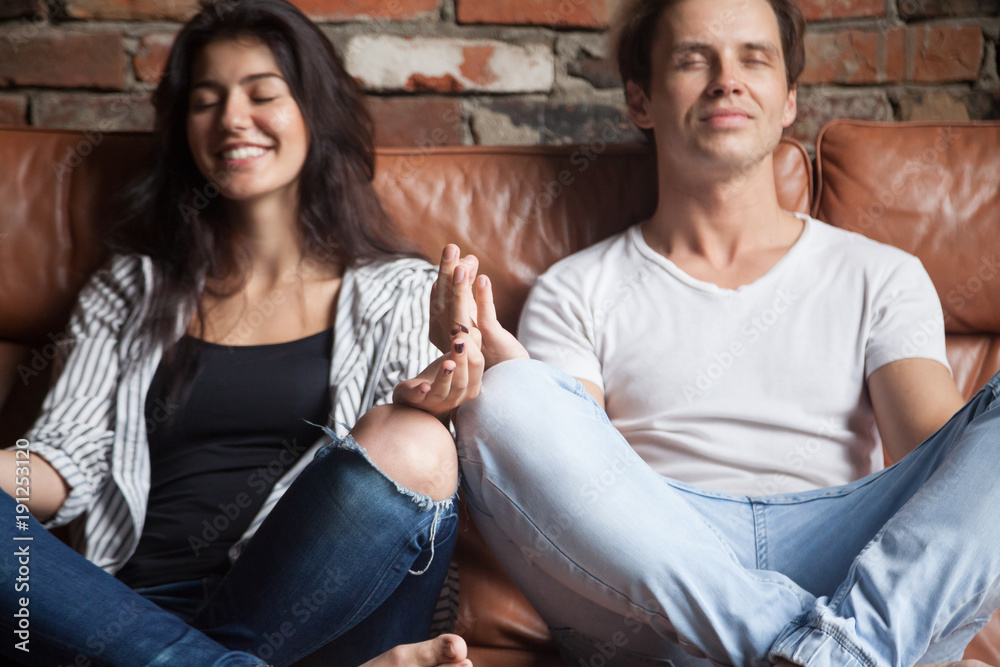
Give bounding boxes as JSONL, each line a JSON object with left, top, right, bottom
{"left": 518, "top": 266, "right": 604, "bottom": 391}
{"left": 372, "top": 263, "right": 438, "bottom": 408}
{"left": 865, "top": 255, "right": 950, "bottom": 378}
{"left": 20, "top": 255, "right": 143, "bottom": 527}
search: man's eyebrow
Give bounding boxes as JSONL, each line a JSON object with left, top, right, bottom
{"left": 190, "top": 72, "right": 286, "bottom": 90}
{"left": 742, "top": 42, "right": 780, "bottom": 56}
{"left": 670, "top": 41, "right": 780, "bottom": 56}
{"left": 671, "top": 42, "right": 712, "bottom": 55}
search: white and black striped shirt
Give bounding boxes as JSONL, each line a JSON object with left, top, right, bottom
{"left": 25, "top": 252, "right": 458, "bottom": 630}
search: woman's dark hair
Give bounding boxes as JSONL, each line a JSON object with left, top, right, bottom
{"left": 109, "top": 0, "right": 407, "bottom": 354}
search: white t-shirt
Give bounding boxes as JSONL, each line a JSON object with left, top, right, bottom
{"left": 519, "top": 215, "right": 950, "bottom": 495}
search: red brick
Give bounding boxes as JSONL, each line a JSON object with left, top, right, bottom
{"left": 0, "top": 30, "right": 126, "bottom": 90}
{"left": 457, "top": 0, "right": 609, "bottom": 28}
{"left": 66, "top": 0, "right": 198, "bottom": 20}
{"left": 0, "top": 94, "right": 28, "bottom": 126}
{"left": 0, "top": 0, "right": 42, "bottom": 20}
{"left": 899, "top": 0, "right": 1000, "bottom": 19}
{"left": 795, "top": 0, "right": 884, "bottom": 21}
{"left": 368, "top": 97, "right": 463, "bottom": 147}
{"left": 885, "top": 27, "right": 905, "bottom": 83}
{"left": 290, "top": 0, "right": 440, "bottom": 21}
{"left": 134, "top": 33, "right": 175, "bottom": 84}
{"left": 800, "top": 30, "right": 879, "bottom": 85}
{"left": 907, "top": 25, "right": 983, "bottom": 83}
{"left": 32, "top": 92, "right": 154, "bottom": 131}
{"left": 787, "top": 89, "right": 892, "bottom": 148}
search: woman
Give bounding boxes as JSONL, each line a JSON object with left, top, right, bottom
{"left": 0, "top": 0, "right": 484, "bottom": 664}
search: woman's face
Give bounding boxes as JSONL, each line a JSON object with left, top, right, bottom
{"left": 186, "top": 37, "right": 309, "bottom": 206}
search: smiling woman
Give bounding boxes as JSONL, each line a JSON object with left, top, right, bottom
{"left": 186, "top": 40, "right": 309, "bottom": 203}
{"left": 0, "top": 1, "right": 483, "bottom": 666}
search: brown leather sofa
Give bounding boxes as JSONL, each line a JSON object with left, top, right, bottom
{"left": 1, "top": 120, "right": 998, "bottom": 666}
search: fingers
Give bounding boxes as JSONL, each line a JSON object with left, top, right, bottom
{"left": 474, "top": 274, "right": 500, "bottom": 331}
{"left": 411, "top": 634, "right": 468, "bottom": 666}
{"left": 450, "top": 254, "right": 479, "bottom": 332}
{"left": 362, "top": 634, "right": 471, "bottom": 667}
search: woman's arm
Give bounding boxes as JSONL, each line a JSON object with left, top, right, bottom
{"left": 0, "top": 450, "right": 69, "bottom": 523}
{"left": 16, "top": 255, "right": 143, "bottom": 526}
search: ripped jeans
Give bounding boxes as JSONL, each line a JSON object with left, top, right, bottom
{"left": 0, "top": 434, "right": 457, "bottom": 667}
{"left": 458, "top": 359, "right": 1000, "bottom": 667}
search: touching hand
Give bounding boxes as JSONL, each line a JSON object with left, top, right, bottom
{"left": 472, "top": 273, "right": 528, "bottom": 369}
{"left": 396, "top": 257, "right": 485, "bottom": 416}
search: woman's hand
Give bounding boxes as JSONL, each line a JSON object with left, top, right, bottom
{"left": 430, "top": 244, "right": 479, "bottom": 354}
{"left": 396, "top": 257, "right": 485, "bottom": 417}
{"left": 430, "top": 244, "right": 528, "bottom": 371}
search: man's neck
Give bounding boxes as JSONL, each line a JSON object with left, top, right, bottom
{"left": 642, "top": 155, "right": 805, "bottom": 288}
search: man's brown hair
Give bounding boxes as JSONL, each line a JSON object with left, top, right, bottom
{"left": 615, "top": 0, "right": 806, "bottom": 93}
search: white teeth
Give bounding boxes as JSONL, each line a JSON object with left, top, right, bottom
{"left": 221, "top": 146, "right": 267, "bottom": 160}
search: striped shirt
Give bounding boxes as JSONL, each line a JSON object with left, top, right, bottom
{"left": 25, "top": 253, "right": 458, "bottom": 630}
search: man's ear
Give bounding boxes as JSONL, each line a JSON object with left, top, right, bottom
{"left": 782, "top": 84, "right": 797, "bottom": 129}
{"left": 626, "top": 80, "right": 654, "bottom": 130}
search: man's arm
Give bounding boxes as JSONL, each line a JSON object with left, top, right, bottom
{"left": 867, "top": 358, "right": 965, "bottom": 463}
{"left": 577, "top": 379, "right": 606, "bottom": 410}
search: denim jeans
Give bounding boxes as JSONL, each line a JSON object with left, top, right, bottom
{"left": 457, "top": 359, "right": 1000, "bottom": 667}
{"left": 0, "top": 434, "right": 457, "bottom": 667}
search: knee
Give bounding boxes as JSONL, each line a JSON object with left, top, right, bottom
{"left": 350, "top": 404, "right": 458, "bottom": 502}
{"left": 456, "top": 359, "right": 558, "bottom": 454}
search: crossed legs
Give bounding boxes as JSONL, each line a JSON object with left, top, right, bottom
{"left": 457, "top": 360, "right": 1000, "bottom": 667}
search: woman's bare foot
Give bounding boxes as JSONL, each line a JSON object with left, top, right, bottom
{"left": 361, "top": 634, "right": 472, "bottom": 667}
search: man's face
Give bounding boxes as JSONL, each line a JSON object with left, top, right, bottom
{"left": 628, "top": 0, "right": 797, "bottom": 176}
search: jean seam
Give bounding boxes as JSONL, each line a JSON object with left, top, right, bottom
{"left": 771, "top": 618, "right": 876, "bottom": 667}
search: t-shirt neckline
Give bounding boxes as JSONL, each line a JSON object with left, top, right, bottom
{"left": 630, "top": 213, "right": 813, "bottom": 295}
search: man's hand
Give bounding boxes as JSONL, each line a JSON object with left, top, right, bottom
{"left": 471, "top": 273, "right": 528, "bottom": 369}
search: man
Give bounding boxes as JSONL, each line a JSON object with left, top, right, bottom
{"left": 433, "top": 0, "right": 1000, "bottom": 665}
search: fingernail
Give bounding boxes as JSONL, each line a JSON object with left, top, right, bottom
{"left": 455, "top": 341, "right": 465, "bottom": 354}
{"left": 443, "top": 245, "right": 458, "bottom": 261}
{"left": 450, "top": 328, "right": 460, "bottom": 336}
{"left": 444, "top": 367, "right": 454, "bottom": 375}
{"left": 445, "top": 641, "right": 456, "bottom": 659}
{"left": 454, "top": 267, "right": 466, "bottom": 284}
{"left": 458, "top": 324, "right": 469, "bottom": 334}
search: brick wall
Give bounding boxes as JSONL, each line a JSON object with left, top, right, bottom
{"left": 1, "top": 0, "right": 998, "bottom": 150}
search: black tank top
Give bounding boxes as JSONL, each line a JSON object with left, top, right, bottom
{"left": 116, "top": 327, "right": 333, "bottom": 589}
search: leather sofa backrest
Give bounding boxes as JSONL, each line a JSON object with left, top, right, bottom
{"left": 813, "top": 120, "right": 1000, "bottom": 399}
{"left": 0, "top": 129, "right": 811, "bottom": 444}
{"left": 375, "top": 140, "right": 812, "bottom": 331}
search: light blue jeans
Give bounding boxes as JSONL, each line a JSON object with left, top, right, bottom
{"left": 457, "top": 360, "right": 1000, "bottom": 667}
